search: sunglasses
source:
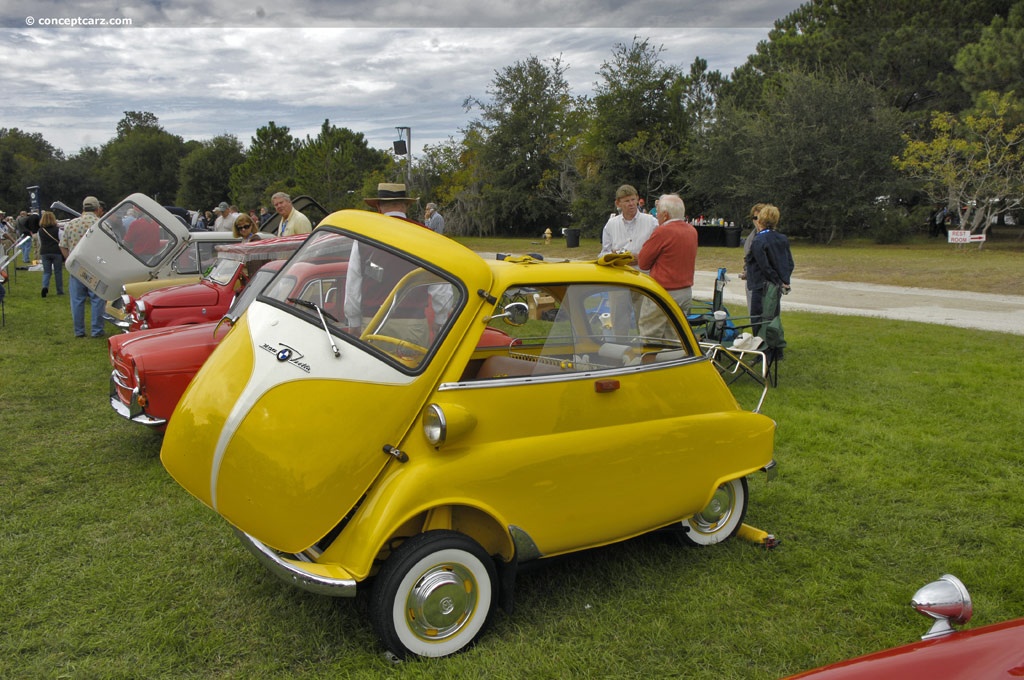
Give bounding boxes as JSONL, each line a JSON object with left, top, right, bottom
{"left": 239, "top": 225, "right": 252, "bottom": 230}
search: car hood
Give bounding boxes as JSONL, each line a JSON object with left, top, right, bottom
{"left": 112, "top": 320, "right": 226, "bottom": 363}
{"left": 141, "top": 280, "right": 221, "bottom": 308}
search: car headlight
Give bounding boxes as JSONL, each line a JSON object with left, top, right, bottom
{"left": 134, "top": 300, "right": 146, "bottom": 320}
{"left": 422, "top": 403, "right": 477, "bottom": 447}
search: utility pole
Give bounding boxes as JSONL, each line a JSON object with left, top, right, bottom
{"left": 395, "top": 127, "right": 412, "bottom": 187}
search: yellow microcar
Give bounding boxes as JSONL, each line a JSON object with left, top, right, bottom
{"left": 160, "top": 210, "right": 777, "bottom": 659}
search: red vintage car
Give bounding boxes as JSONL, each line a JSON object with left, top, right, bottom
{"left": 787, "top": 575, "right": 1024, "bottom": 679}
{"left": 109, "top": 256, "right": 348, "bottom": 430}
{"left": 121, "top": 235, "right": 308, "bottom": 332}
{"left": 110, "top": 251, "right": 517, "bottom": 431}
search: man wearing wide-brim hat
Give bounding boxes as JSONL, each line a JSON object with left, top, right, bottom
{"left": 363, "top": 182, "right": 420, "bottom": 219}
{"left": 345, "top": 182, "right": 442, "bottom": 342}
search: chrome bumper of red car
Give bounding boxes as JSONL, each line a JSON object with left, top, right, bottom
{"left": 109, "top": 372, "right": 166, "bottom": 427}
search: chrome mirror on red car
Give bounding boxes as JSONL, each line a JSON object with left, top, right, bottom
{"left": 912, "top": 574, "right": 973, "bottom": 639}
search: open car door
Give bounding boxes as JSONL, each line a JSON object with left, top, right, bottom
{"left": 258, "top": 195, "right": 329, "bottom": 236}
{"left": 66, "top": 193, "right": 194, "bottom": 300}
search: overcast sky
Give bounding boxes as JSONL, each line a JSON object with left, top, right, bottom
{"left": 0, "top": 1, "right": 805, "bottom": 158}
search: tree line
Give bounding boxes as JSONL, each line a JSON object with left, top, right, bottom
{"left": 2, "top": 0, "right": 1022, "bottom": 243}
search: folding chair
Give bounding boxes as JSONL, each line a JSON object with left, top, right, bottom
{"left": 688, "top": 268, "right": 740, "bottom": 344}
{"left": 753, "top": 282, "right": 787, "bottom": 387}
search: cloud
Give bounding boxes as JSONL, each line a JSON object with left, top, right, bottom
{"left": 0, "top": 1, "right": 803, "bottom": 157}
{"left": 3, "top": 0, "right": 797, "bottom": 28}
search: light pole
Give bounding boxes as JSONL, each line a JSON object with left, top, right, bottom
{"left": 395, "top": 126, "right": 412, "bottom": 187}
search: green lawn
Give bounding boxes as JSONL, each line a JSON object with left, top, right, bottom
{"left": 1, "top": 261, "right": 1023, "bottom": 679}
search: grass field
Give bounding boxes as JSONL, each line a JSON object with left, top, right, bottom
{"left": 1, "top": 247, "right": 1022, "bottom": 678}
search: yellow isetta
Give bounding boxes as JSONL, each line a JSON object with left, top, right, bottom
{"left": 160, "top": 210, "right": 777, "bottom": 659}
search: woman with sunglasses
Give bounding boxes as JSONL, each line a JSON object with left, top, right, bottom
{"left": 233, "top": 214, "right": 261, "bottom": 243}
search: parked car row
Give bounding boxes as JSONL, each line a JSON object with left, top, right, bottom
{"left": 62, "top": 193, "right": 327, "bottom": 325}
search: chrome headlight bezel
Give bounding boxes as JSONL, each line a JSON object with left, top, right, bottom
{"left": 423, "top": 404, "right": 447, "bottom": 446}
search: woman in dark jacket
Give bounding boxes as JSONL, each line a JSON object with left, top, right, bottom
{"left": 38, "top": 210, "right": 64, "bottom": 297}
{"left": 743, "top": 204, "right": 794, "bottom": 332}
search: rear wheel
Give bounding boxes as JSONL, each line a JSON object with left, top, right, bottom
{"left": 370, "top": 530, "right": 496, "bottom": 659}
{"left": 679, "top": 477, "right": 748, "bottom": 546}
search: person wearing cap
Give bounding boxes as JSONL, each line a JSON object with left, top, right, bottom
{"left": 211, "top": 203, "right": 225, "bottom": 231}
{"left": 271, "top": 192, "right": 312, "bottom": 237}
{"left": 60, "top": 196, "right": 107, "bottom": 338}
{"left": 213, "top": 202, "right": 240, "bottom": 232}
{"left": 344, "top": 183, "right": 448, "bottom": 342}
{"left": 424, "top": 202, "right": 445, "bottom": 235}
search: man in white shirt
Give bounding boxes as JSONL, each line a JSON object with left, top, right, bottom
{"left": 212, "top": 202, "right": 239, "bottom": 232}
{"left": 598, "top": 184, "right": 659, "bottom": 337}
{"left": 598, "top": 184, "right": 658, "bottom": 265}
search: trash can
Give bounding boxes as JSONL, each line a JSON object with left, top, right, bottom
{"left": 724, "top": 225, "right": 742, "bottom": 248}
{"left": 564, "top": 228, "right": 581, "bottom": 248}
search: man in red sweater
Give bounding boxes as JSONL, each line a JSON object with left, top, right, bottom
{"left": 637, "top": 194, "right": 698, "bottom": 338}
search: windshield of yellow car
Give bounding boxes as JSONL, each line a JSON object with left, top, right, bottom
{"left": 259, "top": 228, "right": 464, "bottom": 372}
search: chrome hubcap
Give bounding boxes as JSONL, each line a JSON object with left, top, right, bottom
{"left": 405, "top": 564, "right": 477, "bottom": 641}
{"left": 692, "top": 483, "right": 736, "bottom": 533}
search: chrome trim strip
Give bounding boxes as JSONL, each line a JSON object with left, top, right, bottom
{"left": 111, "top": 369, "right": 132, "bottom": 391}
{"left": 234, "top": 530, "right": 357, "bottom": 597}
{"left": 438, "top": 353, "right": 707, "bottom": 392}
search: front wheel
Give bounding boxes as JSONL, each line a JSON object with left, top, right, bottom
{"left": 370, "top": 530, "right": 497, "bottom": 659}
{"left": 678, "top": 477, "right": 748, "bottom": 546}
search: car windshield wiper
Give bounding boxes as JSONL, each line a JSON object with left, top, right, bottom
{"left": 288, "top": 297, "right": 341, "bottom": 358}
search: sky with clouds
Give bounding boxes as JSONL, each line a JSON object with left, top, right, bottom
{"left": 0, "top": 1, "right": 806, "bottom": 158}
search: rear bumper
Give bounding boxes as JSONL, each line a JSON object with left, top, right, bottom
{"left": 234, "top": 530, "right": 358, "bottom": 598}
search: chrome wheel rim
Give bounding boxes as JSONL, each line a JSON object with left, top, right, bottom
{"left": 692, "top": 483, "right": 737, "bottom": 535}
{"left": 404, "top": 563, "right": 478, "bottom": 642}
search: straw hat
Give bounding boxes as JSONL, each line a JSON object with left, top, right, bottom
{"left": 364, "top": 183, "right": 419, "bottom": 208}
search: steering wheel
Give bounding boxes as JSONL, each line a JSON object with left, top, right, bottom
{"left": 362, "top": 334, "right": 428, "bottom": 360}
